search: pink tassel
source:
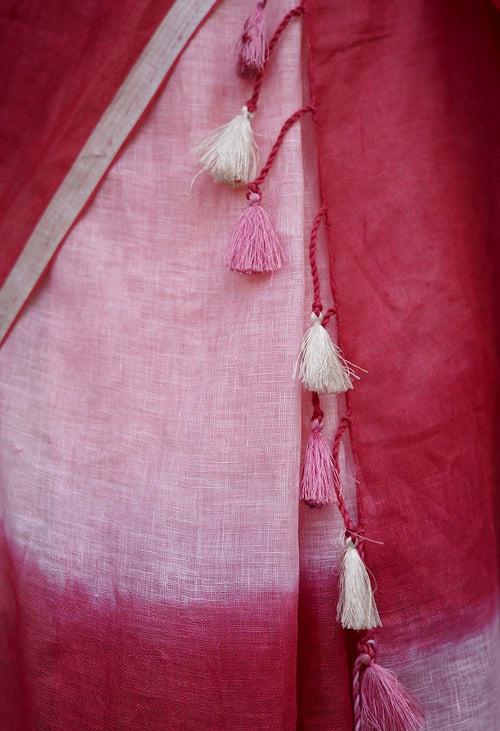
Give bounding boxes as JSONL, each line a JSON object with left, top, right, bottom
{"left": 300, "top": 418, "right": 334, "bottom": 507}
{"left": 237, "top": 1, "right": 268, "bottom": 78}
{"left": 354, "top": 649, "right": 424, "bottom": 731}
{"left": 226, "top": 190, "right": 283, "bottom": 274}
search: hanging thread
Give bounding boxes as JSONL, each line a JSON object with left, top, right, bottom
{"left": 309, "top": 203, "right": 327, "bottom": 317}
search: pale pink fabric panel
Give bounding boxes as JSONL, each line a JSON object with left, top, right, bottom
{"left": 0, "top": 0, "right": 305, "bottom": 600}
{"left": 0, "top": 1, "right": 326, "bottom": 727}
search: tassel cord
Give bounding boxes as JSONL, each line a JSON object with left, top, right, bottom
{"left": 342, "top": 390, "right": 367, "bottom": 535}
{"left": 306, "top": 44, "right": 366, "bottom": 532}
{"left": 308, "top": 103, "right": 368, "bottom": 546}
{"left": 253, "top": 105, "right": 313, "bottom": 187}
{"left": 307, "top": 203, "right": 337, "bottom": 325}
{"left": 307, "top": 203, "right": 335, "bottom": 346}
{"left": 332, "top": 415, "right": 359, "bottom": 538}
{"left": 310, "top": 391, "right": 323, "bottom": 422}
{"left": 309, "top": 204, "right": 327, "bottom": 316}
{"left": 246, "top": 2, "right": 305, "bottom": 113}
{"left": 248, "top": 105, "right": 313, "bottom": 197}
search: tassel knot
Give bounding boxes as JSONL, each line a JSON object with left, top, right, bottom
{"left": 294, "top": 311, "right": 356, "bottom": 394}
{"left": 247, "top": 189, "right": 261, "bottom": 204}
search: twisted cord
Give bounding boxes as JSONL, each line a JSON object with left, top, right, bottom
{"left": 309, "top": 204, "right": 327, "bottom": 315}
{"left": 248, "top": 105, "right": 313, "bottom": 194}
{"left": 331, "top": 416, "right": 358, "bottom": 536}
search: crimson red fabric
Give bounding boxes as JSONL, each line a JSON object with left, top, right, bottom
{"left": 0, "top": 537, "right": 297, "bottom": 729}
{"left": 297, "top": 572, "right": 353, "bottom": 730}
{"left": 0, "top": 0, "right": 174, "bottom": 286}
{"left": 305, "top": 0, "right": 499, "bottom": 667}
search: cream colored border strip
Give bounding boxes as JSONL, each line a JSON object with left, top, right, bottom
{"left": 0, "top": 0, "right": 216, "bottom": 344}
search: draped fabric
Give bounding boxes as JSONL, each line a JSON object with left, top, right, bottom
{"left": 305, "top": 1, "right": 500, "bottom": 726}
{"left": 0, "top": 0, "right": 498, "bottom": 729}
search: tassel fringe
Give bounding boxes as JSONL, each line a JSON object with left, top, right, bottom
{"left": 294, "top": 312, "right": 355, "bottom": 394}
{"left": 192, "top": 16, "right": 423, "bottom": 731}
{"left": 193, "top": 106, "right": 258, "bottom": 186}
{"left": 237, "top": 1, "right": 268, "bottom": 78}
{"left": 337, "top": 538, "right": 381, "bottom": 630}
{"left": 300, "top": 418, "right": 334, "bottom": 507}
{"left": 354, "top": 650, "right": 425, "bottom": 731}
{"left": 226, "top": 191, "right": 283, "bottom": 274}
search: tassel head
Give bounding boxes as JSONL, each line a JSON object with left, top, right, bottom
{"left": 237, "top": 1, "right": 268, "bottom": 78}
{"left": 294, "top": 312, "right": 354, "bottom": 394}
{"left": 193, "top": 106, "right": 258, "bottom": 186}
{"left": 225, "top": 191, "right": 283, "bottom": 274}
{"left": 337, "top": 538, "right": 381, "bottom": 630}
{"left": 300, "top": 418, "right": 334, "bottom": 508}
{"left": 356, "top": 650, "right": 424, "bottom": 731}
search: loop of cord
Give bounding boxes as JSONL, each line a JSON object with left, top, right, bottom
{"left": 321, "top": 307, "right": 336, "bottom": 327}
{"left": 248, "top": 105, "right": 313, "bottom": 195}
{"left": 246, "top": 1, "right": 305, "bottom": 113}
{"left": 311, "top": 391, "right": 324, "bottom": 422}
{"left": 357, "top": 636, "right": 376, "bottom": 660}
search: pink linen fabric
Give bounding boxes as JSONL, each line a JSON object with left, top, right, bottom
{"left": 0, "top": 0, "right": 498, "bottom": 729}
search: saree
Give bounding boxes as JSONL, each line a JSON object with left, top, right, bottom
{"left": 0, "top": 0, "right": 498, "bottom": 728}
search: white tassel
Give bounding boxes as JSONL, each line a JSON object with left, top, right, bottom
{"left": 192, "top": 106, "right": 258, "bottom": 186}
{"left": 337, "top": 538, "right": 382, "bottom": 630}
{"left": 294, "top": 312, "right": 356, "bottom": 394}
